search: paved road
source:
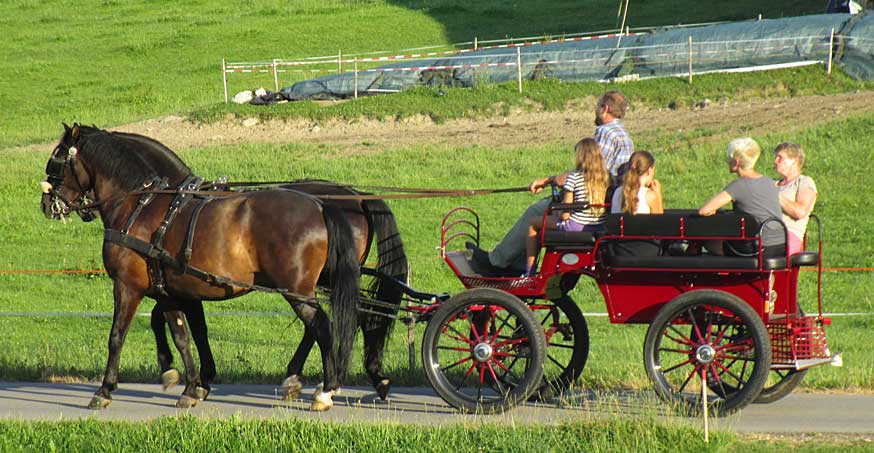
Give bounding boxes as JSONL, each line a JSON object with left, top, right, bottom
{"left": 1, "top": 382, "right": 872, "bottom": 433}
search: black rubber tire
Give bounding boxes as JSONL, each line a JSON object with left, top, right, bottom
{"left": 531, "top": 295, "right": 589, "bottom": 400}
{"left": 755, "top": 367, "right": 807, "bottom": 404}
{"left": 422, "top": 288, "right": 547, "bottom": 413}
{"left": 643, "top": 289, "right": 772, "bottom": 417}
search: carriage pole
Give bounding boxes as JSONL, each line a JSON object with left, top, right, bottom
{"left": 222, "top": 58, "right": 229, "bottom": 104}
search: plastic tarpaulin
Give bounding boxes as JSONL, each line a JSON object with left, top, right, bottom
{"left": 281, "top": 13, "right": 872, "bottom": 101}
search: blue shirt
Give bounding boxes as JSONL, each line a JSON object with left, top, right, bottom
{"left": 594, "top": 119, "right": 634, "bottom": 178}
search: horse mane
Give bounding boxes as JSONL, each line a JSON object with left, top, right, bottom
{"left": 74, "top": 126, "right": 193, "bottom": 191}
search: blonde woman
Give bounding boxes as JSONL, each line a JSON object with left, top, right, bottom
{"left": 524, "top": 138, "right": 609, "bottom": 276}
{"left": 774, "top": 142, "right": 817, "bottom": 255}
{"left": 699, "top": 137, "right": 786, "bottom": 258}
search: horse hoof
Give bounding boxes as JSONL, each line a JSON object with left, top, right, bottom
{"left": 176, "top": 395, "right": 198, "bottom": 409}
{"left": 309, "top": 390, "right": 334, "bottom": 412}
{"left": 376, "top": 379, "right": 391, "bottom": 400}
{"left": 280, "top": 376, "right": 303, "bottom": 400}
{"left": 194, "top": 386, "right": 210, "bottom": 401}
{"left": 87, "top": 395, "right": 111, "bottom": 410}
{"left": 161, "top": 369, "right": 181, "bottom": 390}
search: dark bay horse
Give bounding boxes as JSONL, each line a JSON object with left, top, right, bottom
{"left": 153, "top": 180, "right": 409, "bottom": 401}
{"left": 40, "top": 124, "right": 359, "bottom": 411}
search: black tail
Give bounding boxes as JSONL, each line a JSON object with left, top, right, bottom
{"left": 321, "top": 204, "right": 360, "bottom": 384}
{"left": 362, "top": 199, "right": 409, "bottom": 336}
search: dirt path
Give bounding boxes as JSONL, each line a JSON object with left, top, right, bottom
{"left": 103, "top": 90, "right": 874, "bottom": 153}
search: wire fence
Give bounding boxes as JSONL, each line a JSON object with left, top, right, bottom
{"left": 221, "top": 28, "right": 855, "bottom": 102}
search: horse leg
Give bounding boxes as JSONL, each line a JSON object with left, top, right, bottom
{"left": 184, "top": 301, "right": 215, "bottom": 400}
{"left": 286, "top": 298, "right": 338, "bottom": 412}
{"left": 280, "top": 327, "right": 316, "bottom": 401}
{"left": 362, "top": 321, "right": 392, "bottom": 400}
{"left": 89, "top": 282, "right": 143, "bottom": 409}
{"left": 162, "top": 309, "right": 202, "bottom": 408}
{"left": 151, "top": 303, "right": 181, "bottom": 390}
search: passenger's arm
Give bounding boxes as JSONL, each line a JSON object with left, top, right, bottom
{"left": 780, "top": 187, "right": 816, "bottom": 220}
{"left": 529, "top": 172, "right": 569, "bottom": 193}
{"left": 647, "top": 179, "right": 664, "bottom": 214}
{"left": 561, "top": 189, "right": 573, "bottom": 220}
{"left": 698, "top": 191, "right": 732, "bottom": 216}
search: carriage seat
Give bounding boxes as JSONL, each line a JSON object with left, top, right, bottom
{"left": 542, "top": 230, "right": 596, "bottom": 249}
{"left": 601, "top": 211, "right": 819, "bottom": 270}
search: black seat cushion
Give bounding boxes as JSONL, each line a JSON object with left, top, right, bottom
{"left": 542, "top": 230, "right": 596, "bottom": 248}
{"left": 790, "top": 252, "right": 820, "bottom": 267}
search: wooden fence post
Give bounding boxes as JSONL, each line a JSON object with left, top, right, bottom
{"left": 354, "top": 58, "right": 359, "bottom": 99}
{"left": 827, "top": 28, "right": 835, "bottom": 75}
{"left": 338, "top": 49, "right": 342, "bottom": 74}
{"left": 688, "top": 36, "right": 694, "bottom": 84}
{"left": 272, "top": 59, "right": 280, "bottom": 92}
{"left": 222, "top": 58, "right": 229, "bottom": 103}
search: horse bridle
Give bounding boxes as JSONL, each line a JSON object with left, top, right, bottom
{"left": 44, "top": 144, "right": 97, "bottom": 221}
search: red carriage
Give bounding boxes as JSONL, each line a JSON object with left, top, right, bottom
{"left": 422, "top": 201, "right": 838, "bottom": 415}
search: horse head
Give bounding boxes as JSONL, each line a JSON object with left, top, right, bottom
{"left": 40, "top": 123, "right": 97, "bottom": 222}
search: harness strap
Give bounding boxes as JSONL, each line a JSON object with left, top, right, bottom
{"left": 180, "top": 196, "right": 215, "bottom": 268}
{"left": 148, "top": 176, "right": 203, "bottom": 296}
{"left": 104, "top": 228, "right": 318, "bottom": 303}
{"left": 120, "top": 177, "right": 166, "bottom": 235}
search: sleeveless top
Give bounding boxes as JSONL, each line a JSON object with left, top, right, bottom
{"left": 777, "top": 175, "right": 817, "bottom": 241}
{"left": 610, "top": 185, "right": 650, "bottom": 214}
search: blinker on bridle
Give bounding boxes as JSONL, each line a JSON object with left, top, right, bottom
{"left": 44, "top": 144, "right": 96, "bottom": 221}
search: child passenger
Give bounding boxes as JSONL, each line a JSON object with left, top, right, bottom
{"left": 609, "top": 150, "right": 664, "bottom": 256}
{"left": 524, "top": 138, "right": 609, "bottom": 276}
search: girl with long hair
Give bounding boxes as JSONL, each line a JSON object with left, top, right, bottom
{"left": 524, "top": 138, "right": 609, "bottom": 276}
{"left": 611, "top": 150, "right": 663, "bottom": 215}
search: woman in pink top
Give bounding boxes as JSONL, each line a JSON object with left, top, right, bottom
{"left": 774, "top": 142, "right": 818, "bottom": 255}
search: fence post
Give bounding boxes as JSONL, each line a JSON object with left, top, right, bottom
{"left": 827, "top": 28, "right": 835, "bottom": 75}
{"left": 338, "top": 49, "right": 342, "bottom": 74}
{"left": 272, "top": 59, "right": 280, "bottom": 92}
{"left": 688, "top": 36, "right": 694, "bottom": 84}
{"left": 222, "top": 58, "right": 229, "bottom": 103}
{"left": 516, "top": 46, "right": 523, "bottom": 94}
{"left": 354, "top": 58, "right": 359, "bottom": 99}
{"left": 474, "top": 36, "right": 478, "bottom": 50}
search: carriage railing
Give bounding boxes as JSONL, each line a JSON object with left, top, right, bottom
{"left": 440, "top": 207, "right": 480, "bottom": 259}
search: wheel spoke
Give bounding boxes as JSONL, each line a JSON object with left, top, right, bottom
{"left": 678, "top": 363, "right": 702, "bottom": 394}
{"left": 709, "top": 363, "right": 731, "bottom": 398}
{"left": 661, "top": 357, "right": 696, "bottom": 375}
{"left": 441, "top": 356, "right": 473, "bottom": 372}
{"left": 444, "top": 322, "right": 474, "bottom": 347}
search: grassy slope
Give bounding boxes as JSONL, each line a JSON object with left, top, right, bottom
{"left": 0, "top": 0, "right": 824, "bottom": 147}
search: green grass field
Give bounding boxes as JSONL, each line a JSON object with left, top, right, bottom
{"left": 2, "top": 0, "right": 873, "bottom": 447}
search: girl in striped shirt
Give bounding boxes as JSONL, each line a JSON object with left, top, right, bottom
{"left": 524, "top": 138, "right": 609, "bottom": 276}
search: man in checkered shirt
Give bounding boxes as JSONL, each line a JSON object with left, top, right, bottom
{"left": 467, "top": 90, "right": 634, "bottom": 276}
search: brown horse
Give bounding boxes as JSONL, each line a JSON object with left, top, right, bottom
{"left": 40, "top": 124, "right": 359, "bottom": 411}
{"left": 152, "top": 180, "right": 409, "bottom": 402}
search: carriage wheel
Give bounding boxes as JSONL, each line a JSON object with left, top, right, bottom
{"left": 708, "top": 307, "right": 808, "bottom": 404}
{"left": 643, "top": 289, "right": 771, "bottom": 416}
{"left": 531, "top": 295, "right": 589, "bottom": 400}
{"left": 422, "top": 288, "right": 546, "bottom": 413}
